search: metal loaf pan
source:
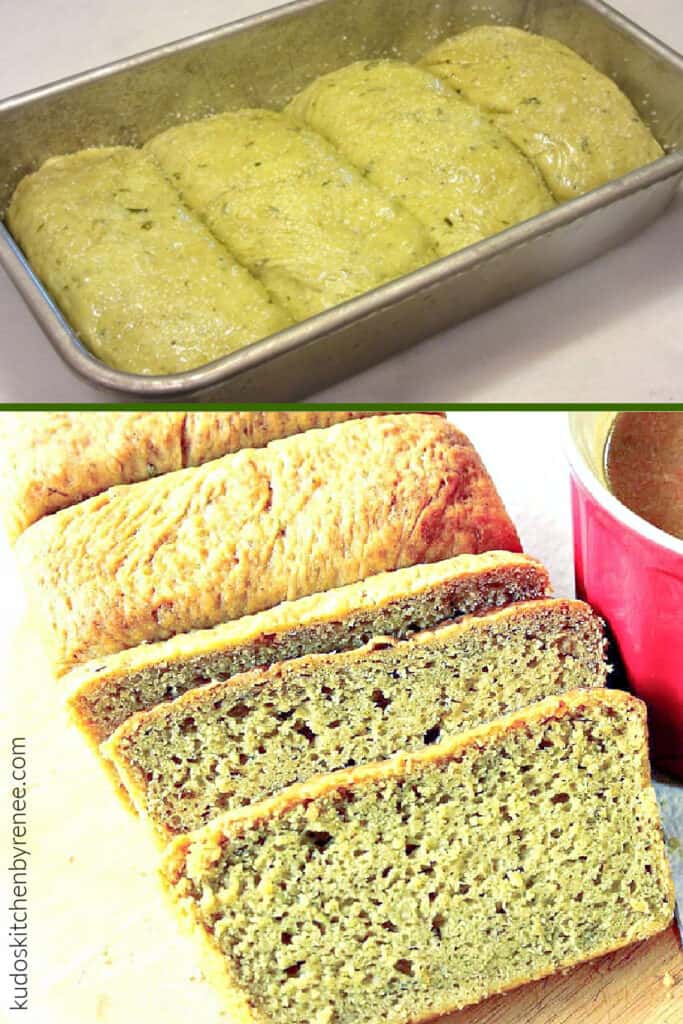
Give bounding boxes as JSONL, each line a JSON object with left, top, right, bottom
{"left": 1, "top": 0, "right": 682, "bottom": 400}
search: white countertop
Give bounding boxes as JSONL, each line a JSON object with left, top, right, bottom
{"left": 1, "top": 0, "right": 682, "bottom": 403}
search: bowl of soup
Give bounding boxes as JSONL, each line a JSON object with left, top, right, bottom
{"left": 567, "top": 411, "right": 683, "bottom": 777}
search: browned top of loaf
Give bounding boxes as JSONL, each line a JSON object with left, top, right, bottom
{"left": 16, "top": 414, "right": 520, "bottom": 675}
{"left": 0, "top": 410, "right": 379, "bottom": 542}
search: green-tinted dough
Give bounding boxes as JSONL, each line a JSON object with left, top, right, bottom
{"left": 145, "top": 109, "right": 435, "bottom": 321}
{"left": 287, "top": 60, "right": 555, "bottom": 257}
{"left": 7, "top": 147, "right": 292, "bottom": 374}
{"left": 421, "top": 26, "right": 663, "bottom": 201}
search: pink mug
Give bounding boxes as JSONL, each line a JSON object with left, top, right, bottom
{"left": 567, "top": 412, "right": 683, "bottom": 778}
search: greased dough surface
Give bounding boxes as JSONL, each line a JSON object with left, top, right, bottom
{"left": 146, "top": 110, "right": 435, "bottom": 321}
{"left": 287, "top": 59, "right": 555, "bottom": 256}
{"left": 7, "top": 147, "right": 291, "bottom": 374}
{"left": 422, "top": 26, "right": 663, "bottom": 200}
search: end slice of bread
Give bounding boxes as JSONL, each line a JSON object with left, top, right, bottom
{"left": 160, "top": 688, "right": 674, "bottom": 1024}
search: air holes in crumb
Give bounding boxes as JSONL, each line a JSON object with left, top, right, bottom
{"left": 179, "top": 716, "right": 196, "bottom": 734}
{"left": 281, "top": 931, "right": 293, "bottom": 945}
{"left": 303, "top": 830, "right": 334, "bottom": 852}
{"left": 423, "top": 724, "right": 441, "bottom": 745}
{"left": 458, "top": 883, "right": 470, "bottom": 895}
{"left": 227, "top": 703, "right": 250, "bottom": 721}
{"left": 550, "top": 828, "right": 562, "bottom": 839}
{"left": 432, "top": 913, "right": 446, "bottom": 938}
{"left": 539, "top": 737, "right": 554, "bottom": 750}
{"left": 405, "top": 842, "right": 419, "bottom": 856}
{"left": 284, "top": 962, "right": 304, "bottom": 978}
{"left": 382, "top": 921, "right": 398, "bottom": 932}
{"left": 372, "top": 689, "right": 391, "bottom": 710}
{"left": 294, "top": 720, "right": 316, "bottom": 743}
{"left": 394, "top": 959, "right": 413, "bottom": 976}
{"left": 551, "top": 792, "right": 570, "bottom": 804}
{"left": 276, "top": 708, "right": 294, "bottom": 721}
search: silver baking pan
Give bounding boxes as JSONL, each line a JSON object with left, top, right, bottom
{"left": 1, "top": 0, "right": 682, "bottom": 400}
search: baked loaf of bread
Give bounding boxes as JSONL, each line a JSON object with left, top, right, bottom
{"left": 6, "top": 147, "right": 292, "bottom": 374}
{"left": 68, "top": 551, "right": 549, "bottom": 745}
{"left": 0, "top": 410, "right": 376, "bottom": 542}
{"left": 287, "top": 59, "right": 554, "bottom": 256}
{"left": 105, "top": 598, "right": 606, "bottom": 840}
{"left": 421, "top": 26, "right": 663, "bottom": 200}
{"left": 146, "top": 109, "right": 434, "bottom": 320}
{"left": 16, "top": 415, "right": 521, "bottom": 675}
{"left": 161, "top": 689, "right": 674, "bottom": 1024}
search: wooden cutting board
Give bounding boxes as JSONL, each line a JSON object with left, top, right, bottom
{"left": 3, "top": 611, "right": 682, "bottom": 1024}
{"left": 445, "top": 927, "right": 682, "bottom": 1024}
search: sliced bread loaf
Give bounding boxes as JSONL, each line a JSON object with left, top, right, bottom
{"left": 0, "top": 410, "right": 377, "bottom": 542}
{"left": 105, "top": 598, "right": 606, "bottom": 841}
{"left": 67, "top": 551, "right": 550, "bottom": 746}
{"left": 16, "top": 414, "right": 520, "bottom": 674}
{"left": 160, "top": 688, "right": 674, "bottom": 1024}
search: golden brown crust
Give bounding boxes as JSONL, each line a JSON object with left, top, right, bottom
{"left": 104, "top": 597, "right": 606, "bottom": 837}
{"left": 156, "top": 871, "right": 265, "bottom": 1024}
{"left": 0, "top": 411, "right": 380, "bottom": 543}
{"left": 160, "top": 688, "right": 674, "bottom": 1024}
{"left": 66, "top": 550, "right": 550, "bottom": 744}
{"left": 16, "top": 414, "right": 521, "bottom": 674}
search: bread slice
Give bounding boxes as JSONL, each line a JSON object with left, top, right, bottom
{"left": 16, "top": 414, "right": 520, "bottom": 675}
{"left": 104, "top": 598, "right": 606, "bottom": 841}
{"left": 160, "top": 689, "right": 674, "bottom": 1024}
{"left": 67, "top": 551, "right": 550, "bottom": 746}
{"left": 0, "top": 410, "right": 378, "bottom": 542}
